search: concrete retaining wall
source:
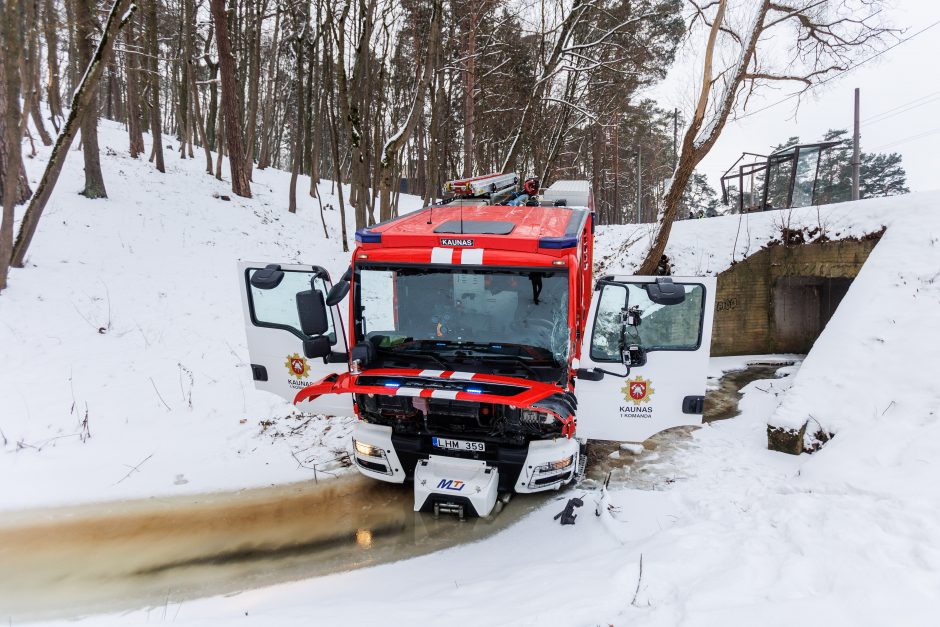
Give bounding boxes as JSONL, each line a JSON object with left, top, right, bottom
{"left": 711, "top": 239, "right": 880, "bottom": 355}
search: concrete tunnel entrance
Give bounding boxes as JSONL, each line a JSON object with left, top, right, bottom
{"left": 773, "top": 276, "right": 853, "bottom": 353}
{"left": 710, "top": 237, "right": 882, "bottom": 356}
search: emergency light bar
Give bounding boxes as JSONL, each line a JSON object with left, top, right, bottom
{"left": 443, "top": 172, "right": 518, "bottom": 198}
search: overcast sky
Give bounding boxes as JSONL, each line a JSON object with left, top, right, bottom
{"left": 646, "top": 0, "right": 940, "bottom": 195}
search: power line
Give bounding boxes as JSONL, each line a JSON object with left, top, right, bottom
{"left": 733, "top": 18, "right": 940, "bottom": 122}
{"left": 864, "top": 90, "right": 940, "bottom": 124}
{"left": 869, "top": 126, "right": 940, "bottom": 151}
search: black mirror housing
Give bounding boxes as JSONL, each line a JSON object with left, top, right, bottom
{"left": 326, "top": 280, "right": 350, "bottom": 306}
{"left": 296, "top": 289, "right": 329, "bottom": 336}
{"left": 249, "top": 264, "right": 284, "bottom": 290}
{"left": 645, "top": 277, "right": 685, "bottom": 305}
{"left": 303, "top": 335, "right": 332, "bottom": 359}
{"left": 350, "top": 342, "right": 376, "bottom": 368}
{"left": 576, "top": 368, "right": 604, "bottom": 381}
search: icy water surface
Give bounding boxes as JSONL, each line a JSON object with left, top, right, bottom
{"left": 0, "top": 362, "right": 791, "bottom": 622}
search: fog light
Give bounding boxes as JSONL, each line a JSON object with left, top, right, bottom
{"left": 354, "top": 439, "right": 384, "bottom": 458}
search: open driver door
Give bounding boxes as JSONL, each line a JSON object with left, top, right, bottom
{"left": 574, "top": 276, "right": 716, "bottom": 442}
{"left": 238, "top": 261, "right": 354, "bottom": 416}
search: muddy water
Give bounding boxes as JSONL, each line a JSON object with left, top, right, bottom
{"left": 1, "top": 363, "right": 790, "bottom": 622}
{"left": 704, "top": 363, "right": 793, "bottom": 422}
{"left": 0, "top": 475, "right": 551, "bottom": 621}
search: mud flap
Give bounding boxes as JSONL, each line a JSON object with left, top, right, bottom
{"left": 413, "top": 456, "right": 499, "bottom": 518}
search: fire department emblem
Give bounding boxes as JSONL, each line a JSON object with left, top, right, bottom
{"left": 285, "top": 353, "right": 310, "bottom": 379}
{"left": 622, "top": 376, "right": 654, "bottom": 405}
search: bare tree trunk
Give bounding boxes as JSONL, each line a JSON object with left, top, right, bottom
{"left": 461, "top": 6, "right": 477, "bottom": 178}
{"left": 11, "top": 0, "right": 135, "bottom": 269}
{"left": 1, "top": 0, "right": 27, "bottom": 292}
{"left": 210, "top": 0, "right": 251, "bottom": 197}
{"left": 125, "top": 15, "right": 145, "bottom": 157}
{"left": 256, "top": 4, "right": 280, "bottom": 170}
{"left": 42, "top": 0, "right": 64, "bottom": 127}
{"left": 242, "top": 0, "right": 264, "bottom": 181}
{"left": 178, "top": 0, "right": 194, "bottom": 159}
{"left": 146, "top": 0, "right": 165, "bottom": 172}
{"left": 287, "top": 30, "right": 304, "bottom": 214}
{"left": 377, "top": 0, "right": 441, "bottom": 220}
{"left": 189, "top": 70, "right": 212, "bottom": 173}
{"left": 0, "top": 52, "right": 32, "bottom": 207}
{"left": 74, "top": 0, "right": 108, "bottom": 198}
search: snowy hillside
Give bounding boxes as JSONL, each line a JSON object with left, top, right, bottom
{"left": 0, "top": 119, "right": 423, "bottom": 510}
{"left": 596, "top": 192, "right": 940, "bottom": 276}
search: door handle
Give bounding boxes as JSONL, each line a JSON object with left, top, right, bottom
{"left": 682, "top": 395, "right": 704, "bottom": 414}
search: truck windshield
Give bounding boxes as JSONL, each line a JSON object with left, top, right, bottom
{"left": 355, "top": 266, "right": 570, "bottom": 372}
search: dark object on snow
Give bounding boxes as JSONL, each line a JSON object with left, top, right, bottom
{"left": 554, "top": 497, "right": 584, "bottom": 525}
{"left": 220, "top": 195, "right": 231, "bottom": 201}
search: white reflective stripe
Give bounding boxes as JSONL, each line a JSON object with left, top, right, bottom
{"left": 395, "top": 388, "right": 423, "bottom": 397}
{"left": 461, "top": 248, "right": 484, "bottom": 265}
{"left": 419, "top": 369, "right": 445, "bottom": 377}
{"left": 430, "top": 390, "right": 459, "bottom": 399}
{"left": 430, "top": 248, "right": 453, "bottom": 264}
{"left": 449, "top": 371, "right": 476, "bottom": 380}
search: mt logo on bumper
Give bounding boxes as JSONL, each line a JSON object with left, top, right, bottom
{"left": 437, "top": 479, "right": 465, "bottom": 491}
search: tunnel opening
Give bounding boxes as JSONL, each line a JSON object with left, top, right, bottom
{"left": 772, "top": 276, "right": 853, "bottom": 353}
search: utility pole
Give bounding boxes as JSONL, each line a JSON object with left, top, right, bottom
{"left": 852, "top": 87, "right": 860, "bottom": 201}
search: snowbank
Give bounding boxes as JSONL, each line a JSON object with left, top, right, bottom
{"left": 0, "top": 119, "right": 423, "bottom": 511}
{"left": 769, "top": 199, "right": 940, "bottom": 490}
{"left": 596, "top": 192, "right": 940, "bottom": 276}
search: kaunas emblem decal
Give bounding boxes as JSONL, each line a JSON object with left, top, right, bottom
{"left": 285, "top": 353, "right": 310, "bottom": 379}
{"left": 622, "top": 376, "right": 654, "bottom": 405}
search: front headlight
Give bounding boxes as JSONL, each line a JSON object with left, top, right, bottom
{"left": 537, "top": 455, "right": 573, "bottom": 473}
{"left": 354, "top": 439, "right": 384, "bottom": 458}
{"left": 522, "top": 409, "right": 557, "bottom": 426}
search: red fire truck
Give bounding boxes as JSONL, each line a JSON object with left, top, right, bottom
{"left": 239, "top": 174, "right": 715, "bottom": 518}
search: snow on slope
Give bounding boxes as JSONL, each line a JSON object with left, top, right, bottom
{"left": 769, "top": 201, "right": 940, "bottom": 491}
{"left": 0, "top": 119, "right": 423, "bottom": 511}
{"left": 596, "top": 192, "right": 940, "bottom": 276}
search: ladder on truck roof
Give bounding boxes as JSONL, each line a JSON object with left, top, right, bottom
{"left": 443, "top": 173, "right": 519, "bottom": 199}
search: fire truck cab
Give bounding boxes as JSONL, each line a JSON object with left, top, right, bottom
{"left": 239, "top": 174, "right": 715, "bottom": 518}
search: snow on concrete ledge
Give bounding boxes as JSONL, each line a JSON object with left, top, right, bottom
{"left": 596, "top": 191, "right": 940, "bottom": 276}
{"left": 767, "top": 195, "right": 940, "bottom": 491}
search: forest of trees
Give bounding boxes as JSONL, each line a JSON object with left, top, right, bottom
{"left": 0, "top": 0, "right": 901, "bottom": 287}
{"left": 0, "top": 0, "right": 706, "bottom": 229}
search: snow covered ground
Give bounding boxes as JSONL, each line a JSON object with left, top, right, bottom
{"left": 0, "top": 119, "right": 423, "bottom": 511}
{"left": 35, "top": 356, "right": 940, "bottom": 627}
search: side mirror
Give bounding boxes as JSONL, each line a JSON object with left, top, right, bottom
{"left": 645, "top": 277, "right": 685, "bottom": 305}
{"left": 296, "top": 289, "right": 329, "bottom": 336}
{"left": 249, "top": 264, "right": 284, "bottom": 290}
{"left": 326, "top": 280, "right": 349, "bottom": 306}
{"left": 303, "top": 335, "right": 331, "bottom": 359}
{"left": 576, "top": 368, "right": 604, "bottom": 381}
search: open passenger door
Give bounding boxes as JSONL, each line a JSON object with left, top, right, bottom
{"left": 575, "top": 276, "right": 716, "bottom": 442}
{"left": 238, "top": 261, "right": 353, "bottom": 416}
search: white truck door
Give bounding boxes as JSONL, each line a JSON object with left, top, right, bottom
{"left": 575, "top": 276, "right": 716, "bottom": 442}
{"left": 238, "top": 261, "right": 353, "bottom": 416}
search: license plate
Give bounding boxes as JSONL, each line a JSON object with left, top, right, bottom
{"left": 432, "top": 437, "right": 486, "bottom": 452}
